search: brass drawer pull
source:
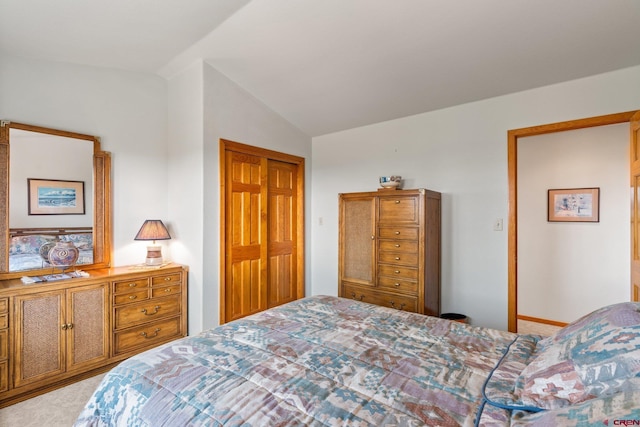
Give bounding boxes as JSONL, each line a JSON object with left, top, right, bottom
{"left": 141, "top": 305, "right": 161, "bottom": 316}
{"left": 129, "top": 283, "right": 137, "bottom": 288}
{"left": 395, "top": 231, "right": 400, "bottom": 235}
{"left": 61, "top": 323, "right": 73, "bottom": 330}
{"left": 395, "top": 244, "right": 400, "bottom": 248}
{"left": 164, "top": 287, "right": 173, "bottom": 293}
{"left": 395, "top": 270, "right": 401, "bottom": 274}
{"left": 395, "top": 200, "right": 400, "bottom": 204}
{"left": 129, "top": 295, "right": 137, "bottom": 300}
{"left": 350, "top": 292, "right": 365, "bottom": 301}
{"left": 389, "top": 301, "right": 406, "bottom": 310}
{"left": 164, "top": 277, "right": 172, "bottom": 282}
{"left": 395, "top": 257, "right": 400, "bottom": 260}
{"left": 394, "top": 283, "right": 400, "bottom": 287}
{"left": 140, "top": 328, "right": 161, "bottom": 339}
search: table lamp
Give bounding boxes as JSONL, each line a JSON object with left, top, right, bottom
{"left": 134, "top": 220, "right": 171, "bottom": 266}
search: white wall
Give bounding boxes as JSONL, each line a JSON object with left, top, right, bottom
{"left": 166, "top": 61, "right": 205, "bottom": 335}
{"left": 311, "top": 65, "right": 640, "bottom": 330}
{"left": 0, "top": 53, "right": 169, "bottom": 267}
{"left": 168, "top": 62, "right": 312, "bottom": 332}
{"left": 517, "top": 124, "right": 629, "bottom": 322}
{"left": 3, "top": 50, "right": 639, "bottom": 332}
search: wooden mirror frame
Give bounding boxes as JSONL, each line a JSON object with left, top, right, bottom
{"left": 0, "top": 121, "right": 112, "bottom": 279}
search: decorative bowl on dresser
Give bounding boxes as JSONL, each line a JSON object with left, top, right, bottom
{"left": 0, "top": 263, "right": 188, "bottom": 407}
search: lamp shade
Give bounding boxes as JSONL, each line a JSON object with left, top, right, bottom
{"left": 134, "top": 220, "right": 171, "bottom": 241}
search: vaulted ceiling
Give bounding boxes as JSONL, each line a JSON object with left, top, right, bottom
{"left": 2, "top": 0, "right": 640, "bottom": 136}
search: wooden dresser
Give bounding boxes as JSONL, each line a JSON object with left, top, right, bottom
{"left": 0, "top": 263, "right": 188, "bottom": 407}
{"left": 339, "top": 189, "right": 441, "bottom": 316}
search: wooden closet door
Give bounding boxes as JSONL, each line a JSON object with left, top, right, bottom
{"left": 224, "top": 151, "right": 268, "bottom": 321}
{"left": 631, "top": 111, "right": 640, "bottom": 302}
{"left": 267, "top": 160, "right": 298, "bottom": 308}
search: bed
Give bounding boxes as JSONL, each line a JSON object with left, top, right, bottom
{"left": 75, "top": 295, "right": 640, "bottom": 426}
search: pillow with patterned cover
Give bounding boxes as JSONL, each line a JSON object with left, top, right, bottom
{"left": 60, "top": 233, "right": 93, "bottom": 250}
{"left": 9, "top": 235, "right": 56, "bottom": 255}
{"left": 515, "top": 302, "right": 640, "bottom": 410}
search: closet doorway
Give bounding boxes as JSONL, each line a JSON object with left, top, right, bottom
{"left": 507, "top": 111, "right": 640, "bottom": 332}
{"left": 219, "top": 140, "right": 305, "bottom": 324}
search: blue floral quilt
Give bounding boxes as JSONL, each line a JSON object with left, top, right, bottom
{"left": 74, "top": 296, "right": 640, "bottom": 426}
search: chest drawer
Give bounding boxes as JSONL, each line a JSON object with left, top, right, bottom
{"left": 343, "top": 284, "right": 418, "bottom": 312}
{"left": 377, "top": 276, "right": 419, "bottom": 295}
{"left": 113, "top": 289, "right": 149, "bottom": 306}
{"left": 0, "top": 360, "right": 6, "bottom": 392}
{"left": 114, "top": 294, "right": 181, "bottom": 329}
{"left": 113, "top": 278, "right": 149, "bottom": 294}
{"left": 378, "top": 227, "right": 419, "bottom": 240}
{"left": 152, "top": 284, "right": 181, "bottom": 298}
{"left": 378, "top": 240, "right": 419, "bottom": 253}
{"left": 378, "top": 264, "right": 419, "bottom": 281}
{"left": 378, "top": 196, "right": 419, "bottom": 224}
{"left": 152, "top": 273, "right": 181, "bottom": 287}
{"left": 378, "top": 251, "right": 418, "bottom": 267}
{"left": 113, "top": 316, "right": 181, "bottom": 355}
{"left": 0, "top": 313, "right": 7, "bottom": 329}
{"left": 0, "top": 329, "right": 6, "bottom": 360}
{"left": 0, "top": 298, "right": 7, "bottom": 314}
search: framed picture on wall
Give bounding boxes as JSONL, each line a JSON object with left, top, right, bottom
{"left": 28, "top": 178, "right": 85, "bottom": 215}
{"left": 547, "top": 187, "right": 599, "bottom": 222}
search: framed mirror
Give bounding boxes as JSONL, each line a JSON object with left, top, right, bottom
{"left": 0, "top": 121, "right": 111, "bottom": 279}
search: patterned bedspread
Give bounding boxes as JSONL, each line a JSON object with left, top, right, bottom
{"left": 74, "top": 296, "right": 640, "bottom": 426}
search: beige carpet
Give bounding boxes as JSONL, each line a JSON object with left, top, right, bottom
{"left": 0, "top": 374, "right": 104, "bottom": 427}
{"left": 517, "top": 319, "right": 562, "bottom": 336}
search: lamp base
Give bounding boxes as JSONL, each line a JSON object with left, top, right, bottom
{"left": 145, "top": 244, "right": 163, "bottom": 266}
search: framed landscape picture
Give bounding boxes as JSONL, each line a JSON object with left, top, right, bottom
{"left": 547, "top": 187, "right": 599, "bottom": 222}
{"left": 28, "top": 178, "right": 85, "bottom": 215}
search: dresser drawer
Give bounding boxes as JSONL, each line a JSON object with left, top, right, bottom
{"left": 378, "top": 251, "right": 418, "bottom": 267}
{"left": 378, "top": 227, "right": 419, "bottom": 240}
{"left": 152, "top": 284, "right": 181, "bottom": 298}
{"left": 343, "top": 284, "right": 418, "bottom": 312}
{"left": 113, "top": 289, "right": 149, "bottom": 306}
{"left": 113, "top": 316, "right": 181, "bottom": 355}
{"left": 0, "top": 360, "right": 7, "bottom": 392}
{"left": 0, "top": 297, "right": 7, "bottom": 314}
{"left": 377, "top": 276, "right": 419, "bottom": 295}
{"left": 378, "top": 196, "right": 419, "bottom": 224}
{"left": 378, "top": 240, "right": 419, "bottom": 253}
{"left": 378, "top": 264, "right": 419, "bottom": 281}
{"left": 0, "top": 329, "right": 7, "bottom": 360}
{"left": 0, "top": 313, "right": 7, "bottom": 329}
{"left": 113, "top": 278, "right": 149, "bottom": 294}
{"left": 114, "top": 295, "right": 181, "bottom": 329}
{"left": 151, "top": 273, "right": 181, "bottom": 287}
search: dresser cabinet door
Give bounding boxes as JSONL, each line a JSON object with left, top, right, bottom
{"left": 339, "top": 195, "right": 376, "bottom": 287}
{"left": 66, "top": 283, "right": 109, "bottom": 372}
{"left": 14, "top": 291, "right": 65, "bottom": 388}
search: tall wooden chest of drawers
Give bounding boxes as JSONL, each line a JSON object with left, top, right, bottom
{"left": 339, "top": 189, "right": 441, "bottom": 316}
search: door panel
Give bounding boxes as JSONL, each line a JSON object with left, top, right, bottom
{"left": 630, "top": 111, "right": 640, "bottom": 301}
{"left": 340, "top": 196, "right": 376, "bottom": 286}
{"left": 67, "top": 283, "right": 109, "bottom": 370}
{"left": 225, "top": 152, "right": 268, "bottom": 321}
{"left": 14, "top": 291, "right": 65, "bottom": 387}
{"left": 267, "top": 160, "right": 297, "bottom": 307}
